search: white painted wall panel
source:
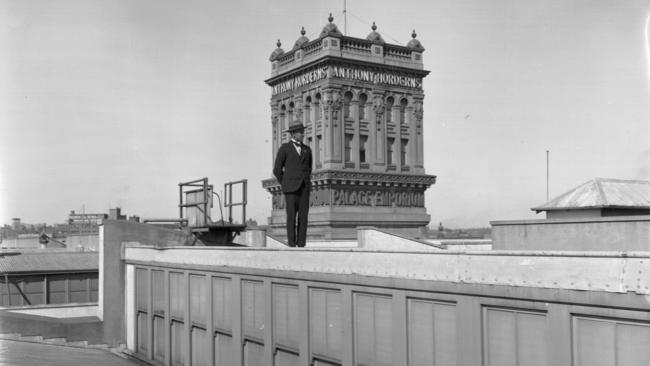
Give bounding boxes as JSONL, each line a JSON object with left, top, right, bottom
{"left": 407, "top": 299, "right": 457, "bottom": 366}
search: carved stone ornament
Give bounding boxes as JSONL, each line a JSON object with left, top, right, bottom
{"left": 414, "top": 103, "right": 423, "bottom": 122}
{"left": 373, "top": 97, "right": 385, "bottom": 115}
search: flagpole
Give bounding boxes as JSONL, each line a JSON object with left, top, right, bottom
{"left": 343, "top": 0, "right": 347, "bottom": 35}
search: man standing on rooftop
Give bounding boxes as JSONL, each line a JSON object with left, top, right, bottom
{"left": 273, "top": 122, "right": 312, "bottom": 247}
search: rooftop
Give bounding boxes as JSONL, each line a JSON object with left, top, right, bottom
{"left": 532, "top": 178, "right": 650, "bottom": 212}
{"left": 0, "top": 250, "right": 98, "bottom": 274}
{"left": 0, "top": 339, "right": 140, "bottom": 366}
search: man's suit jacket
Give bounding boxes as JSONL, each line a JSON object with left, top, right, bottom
{"left": 273, "top": 141, "right": 312, "bottom": 193}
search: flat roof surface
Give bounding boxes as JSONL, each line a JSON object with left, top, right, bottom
{"left": 0, "top": 251, "right": 98, "bottom": 273}
{"left": 8, "top": 305, "right": 97, "bottom": 319}
{"left": 0, "top": 340, "right": 141, "bottom": 366}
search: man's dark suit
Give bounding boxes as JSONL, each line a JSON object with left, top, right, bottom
{"left": 273, "top": 141, "right": 312, "bottom": 247}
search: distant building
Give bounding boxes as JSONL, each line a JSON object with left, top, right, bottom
{"left": 0, "top": 234, "right": 41, "bottom": 250}
{"left": 67, "top": 207, "right": 135, "bottom": 235}
{"left": 0, "top": 250, "right": 98, "bottom": 307}
{"left": 491, "top": 178, "right": 650, "bottom": 251}
{"left": 68, "top": 210, "right": 107, "bottom": 226}
{"left": 108, "top": 208, "right": 126, "bottom": 221}
{"left": 531, "top": 178, "right": 650, "bottom": 219}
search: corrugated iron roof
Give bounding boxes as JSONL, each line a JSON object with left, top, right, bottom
{"left": 0, "top": 251, "right": 98, "bottom": 274}
{"left": 532, "top": 178, "right": 650, "bottom": 212}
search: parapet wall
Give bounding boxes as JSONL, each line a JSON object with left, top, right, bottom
{"left": 491, "top": 215, "right": 650, "bottom": 251}
{"left": 99, "top": 220, "right": 192, "bottom": 346}
{"left": 121, "top": 245, "right": 650, "bottom": 365}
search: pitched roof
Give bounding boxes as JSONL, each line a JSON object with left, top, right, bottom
{"left": 532, "top": 178, "right": 650, "bottom": 212}
{"left": 0, "top": 251, "right": 98, "bottom": 274}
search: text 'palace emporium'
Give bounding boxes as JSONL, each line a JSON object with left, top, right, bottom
{"left": 262, "top": 15, "right": 436, "bottom": 240}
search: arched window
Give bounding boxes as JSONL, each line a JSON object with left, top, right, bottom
{"left": 359, "top": 135, "right": 368, "bottom": 164}
{"left": 280, "top": 104, "right": 287, "bottom": 137}
{"left": 358, "top": 93, "right": 367, "bottom": 120}
{"left": 387, "top": 137, "right": 395, "bottom": 165}
{"left": 344, "top": 134, "right": 353, "bottom": 162}
{"left": 343, "top": 91, "right": 353, "bottom": 120}
{"left": 399, "top": 98, "right": 408, "bottom": 124}
{"left": 288, "top": 101, "right": 294, "bottom": 124}
{"left": 304, "top": 96, "right": 312, "bottom": 123}
{"left": 314, "top": 93, "right": 321, "bottom": 120}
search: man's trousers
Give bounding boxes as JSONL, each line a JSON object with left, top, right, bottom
{"left": 284, "top": 182, "right": 310, "bottom": 247}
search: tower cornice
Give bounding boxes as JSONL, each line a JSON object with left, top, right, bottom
{"left": 266, "top": 56, "right": 430, "bottom": 87}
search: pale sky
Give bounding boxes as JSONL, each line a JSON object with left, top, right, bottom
{"left": 1, "top": 0, "right": 649, "bottom": 228}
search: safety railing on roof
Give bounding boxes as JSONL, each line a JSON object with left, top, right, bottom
{"left": 178, "top": 178, "right": 247, "bottom": 228}
{"left": 224, "top": 179, "right": 247, "bottom": 225}
{"left": 178, "top": 178, "right": 214, "bottom": 227}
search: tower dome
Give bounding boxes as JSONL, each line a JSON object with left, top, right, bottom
{"left": 269, "top": 39, "right": 284, "bottom": 61}
{"left": 293, "top": 27, "right": 309, "bottom": 49}
{"left": 319, "top": 13, "right": 343, "bottom": 38}
{"left": 366, "top": 22, "right": 385, "bottom": 44}
{"left": 407, "top": 30, "right": 425, "bottom": 51}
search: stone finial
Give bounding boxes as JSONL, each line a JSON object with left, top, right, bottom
{"left": 367, "top": 22, "right": 384, "bottom": 44}
{"left": 407, "top": 30, "right": 424, "bottom": 51}
{"left": 328, "top": 13, "right": 334, "bottom": 23}
{"left": 269, "top": 39, "right": 285, "bottom": 61}
{"left": 300, "top": 26, "right": 306, "bottom": 36}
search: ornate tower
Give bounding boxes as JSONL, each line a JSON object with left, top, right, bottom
{"left": 262, "top": 15, "right": 436, "bottom": 240}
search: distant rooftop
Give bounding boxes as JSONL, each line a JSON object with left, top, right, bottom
{"left": 532, "top": 178, "right": 650, "bottom": 212}
{"left": 0, "top": 251, "right": 98, "bottom": 274}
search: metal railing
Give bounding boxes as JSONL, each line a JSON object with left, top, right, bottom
{"left": 178, "top": 178, "right": 247, "bottom": 227}
{"left": 224, "top": 179, "right": 247, "bottom": 224}
{"left": 178, "top": 178, "right": 213, "bottom": 227}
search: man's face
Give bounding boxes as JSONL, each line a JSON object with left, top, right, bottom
{"left": 291, "top": 130, "right": 304, "bottom": 142}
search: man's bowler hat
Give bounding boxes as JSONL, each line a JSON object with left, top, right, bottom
{"left": 285, "top": 122, "right": 305, "bottom": 133}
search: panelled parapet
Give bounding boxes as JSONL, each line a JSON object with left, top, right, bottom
{"left": 268, "top": 14, "right": 426, "bottom": 79}
{"left": 123, "top": 245, "right": 650, "bottom": 366}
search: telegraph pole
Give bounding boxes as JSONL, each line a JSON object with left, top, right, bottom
{"left": 546, "top": 150, "right": 550, "bottom": 201}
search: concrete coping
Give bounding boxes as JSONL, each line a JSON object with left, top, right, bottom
{"left": 439, "top": 240, "right": 492, "bottom": 245}
{"left": 123, "top": 245, "right": 650, "bottom": 295}
{"left": 122, "top": 243, "right": 650, "bottom": 258}
{"left": 357, "top": 226, "right": 445, "bottom": 249}
{"left": 491, "top": 215, "right": 650, "bottom": 226}
{"left": 264, "top": 232, "right": 287, "bottom": 246}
